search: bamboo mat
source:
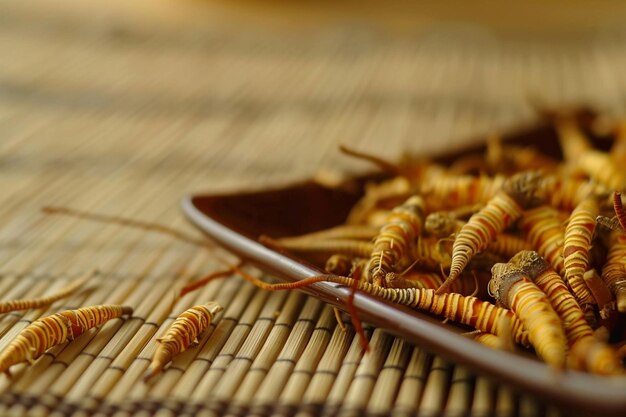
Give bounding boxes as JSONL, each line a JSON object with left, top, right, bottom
{"left": 2, "top": 4, "right": 626, "bottom": 417}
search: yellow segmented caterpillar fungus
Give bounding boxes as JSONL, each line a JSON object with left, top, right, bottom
{"left": 512, "top": 251, "right": 623, "bottom": 374}
{"left": 613, "top": 191, "right": 626, "bottom": 231}
{"left": 276, "top": 224, "right": 380, "bottom": 244}
{"left": 346, "top": 177, "right": 414, "bottom": 226}
{"left": 389, "top": 269, "right": 490, "bottom": 299}
{"left": 601, "top": 231, "right": 626, "bottom": 313}
{"left": 519, "top": 205, "right": 565, "bottom": 274}
{"left": 562, "top": 197, "right": 598, "bottom": 306}
{"left": 144, "top": 302, "right": 223, "bottom": 382}
{"left": 583, "top": 269, "right": 614, "bottom": 320}
{"left": 412, "top": 237, "right": 452, "bottom": 271}
{"left": 490, "top": 262, "right": 567, "bottom": 369}
{"left": 485, "top": 234, "right": 533, "bottom": 260}
{"left": 0, "top": 270, "right": 94, "bottom": 314}
{"left": 232, "top": 268, "right": 529, "bottom": 347}
{"left": 421, "top": 174, "right": 506, "bottom": 210}
{"left": 260, "top": 235, "right": 374, "bottom": 259}
{"left": 555, "top": 117, "right": 626, "bottom": 191}
{"left": 511, "top": 251, "right": 593, "bottom": 345}
{"left": 0, "top": 305, "right": 132, "bottom": 375}
{"left": 437, "top": 171, "right": 542, "bottom": 294}
{"left": 539, "top": 175, "right": 603, "bottom": 212}
{"left": 365, "top": 195, "right": 425, "bottom": 286}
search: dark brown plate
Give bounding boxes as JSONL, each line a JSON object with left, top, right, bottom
{"left": 181, "top": 121, "right": 626, "bottom": 417}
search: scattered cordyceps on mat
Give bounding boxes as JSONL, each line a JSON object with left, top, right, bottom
{"left": 251, "top": 113, "right": 626, "bottom": 374}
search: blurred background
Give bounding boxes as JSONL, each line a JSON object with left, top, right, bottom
{"left": 4, "top": 0, "right": 626, "bottom": 192}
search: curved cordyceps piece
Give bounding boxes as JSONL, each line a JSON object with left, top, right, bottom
{"left": 486, "top": 137, "right": 560, "bottom": 175}
{"left": 366, "top": 195, "right": 425, "bottom": 286}
{"left": 0, "top": 304, "right": 132, "bottom": 375}
{"left": 563, "top": 197, "right": 598, "bottom": 307}
{"left": 438, "top": 189, "right": 526, "bottom": 294}
{"left": 346, "top": 177, "right": 413, "bottom": 226}
{"left": 613, "top": 191, "right": 626, "bottom": 231}
{"left": 412, "top": 237, "right": 452, "bottom": 271}
{"left": 0, "top": 270, "right": 95, "bottom": 314}
{"left": 601, "top": 231, "right": 626, "bottom": 313}
{"left": 277, "top": 224, "right": 380, "bottom": 245}
{"left": 583, "top": 269, "right": 614, "bottom": 320}
{"left": 421, "top": 174, "right": 505, "bottom": 210}
{"left": 232, "top": 268, "right": 529, "bottom": 347}
{"left": 471, "top": 315, "right": 516, "bottom": 352}
{"left": 405, "top": 288, "right": 528, "bottom": 347}
{"left": 486, "top": 234, "right": 532, "bottom": 259}
{"left": 554, "top": 115, "right": 593, "bottom": 163}
{"left": 262, "top": 235, "right": 374, "bottom": 259}
{"left": 438, "top": 171, "right": 543, "bottom": 295}
{"left": 568, "top": 338, "right": 624, "bottom": 375}
{"left": 338, "top": 144, "right": 404, "bottom": 176}
{"left": 540, "top": 175, "right": 604, "bottom": 212}
{"left": 144, "top": 302, "right": 223, "bottom": 382}
{"left": 519, "top": 205, "right": 566, "bottom": 275}
{"left": 387, "top": 269, "right": 491, "bottom": 299}
{"left": 556, "top": 117, "right": 626, "bottom": 191}
{"left": 490, "top": 262, "right": 567, "bottom": 369}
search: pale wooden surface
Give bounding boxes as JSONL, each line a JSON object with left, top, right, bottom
{"left": 1, "top": 1, "right": 626, "bottom": 416}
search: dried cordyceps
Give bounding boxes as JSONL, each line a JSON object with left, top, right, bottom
{"left": 490, "top": 262, "right": 567, "bottom": 368}
{"left": 365, "top": 195, "right": 425, "bottom": 286}
{"left": 563, "top": 197, "right": 598, "bottom": 307}
{"left": 0, "top": 270, "right": 94, "bottom": 314}
{"left": 519, "top": 205, "right": 566, "bottom": 273}
{"left": 602, "top": 231, "right": 626, "bottom": 313}
{"left": 144, "top": 302, "right": 223, "bottom": 381}
{"left": 512, "top": 251, "right": 622, "bottom": 375}
{"left": 437, "top": 171, "right": 542, "bottom": 294}
{"left": 0, "top": 305, "right": 132, "bottom": 375}
{"left": 232, "top": 268, "right": 529, "bottom": 347}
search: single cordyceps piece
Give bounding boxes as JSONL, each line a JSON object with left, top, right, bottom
{"left": 0, "top": 305, "right": 132, "bottom": 375}
{"left": 562, "top": 197, "right": 598, "bottom": 307}
{"left": 490, "top": 262, "right": 567, "bottom": 369}
{"left": 144, "top": 302, "right": 223, "bottom": 382}
{"left": 437, "top": 171, "right": 542, "bottom": 294}
{"left": 0, "top": 270, "right": 95, "bottom": 314}
{"left": 519, "top": 205, "right": 566, "bottom": 274}
{"left": 261, "top": 235, "right": 374, "bottom": 259}
{"left": 421, "top": 173, "right": 505, "bottom": 209}
{"left": 555, "top": 117, "right": 626, "bottom": 191}
{"left": 231, "top": 269, "right": 530, "bottom": 347}
{"left": 365, "top": 195, "right": 425, "bottom": 286}
{"left": 613, "top": 191, "right": 626, "bottom": 231}
{"left": 601, "top": 231, "right": 626, "bottom": 313}
{"left": 275, "top": 224, "right": 380, "bottom": 244}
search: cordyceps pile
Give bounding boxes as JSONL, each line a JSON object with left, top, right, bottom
{"left": 259, "top": 114, "right": 626, "bottom": 375}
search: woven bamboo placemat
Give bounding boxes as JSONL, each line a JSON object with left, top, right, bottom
{"left": 2, "top": 3, "right": 626, "bottom": 416}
